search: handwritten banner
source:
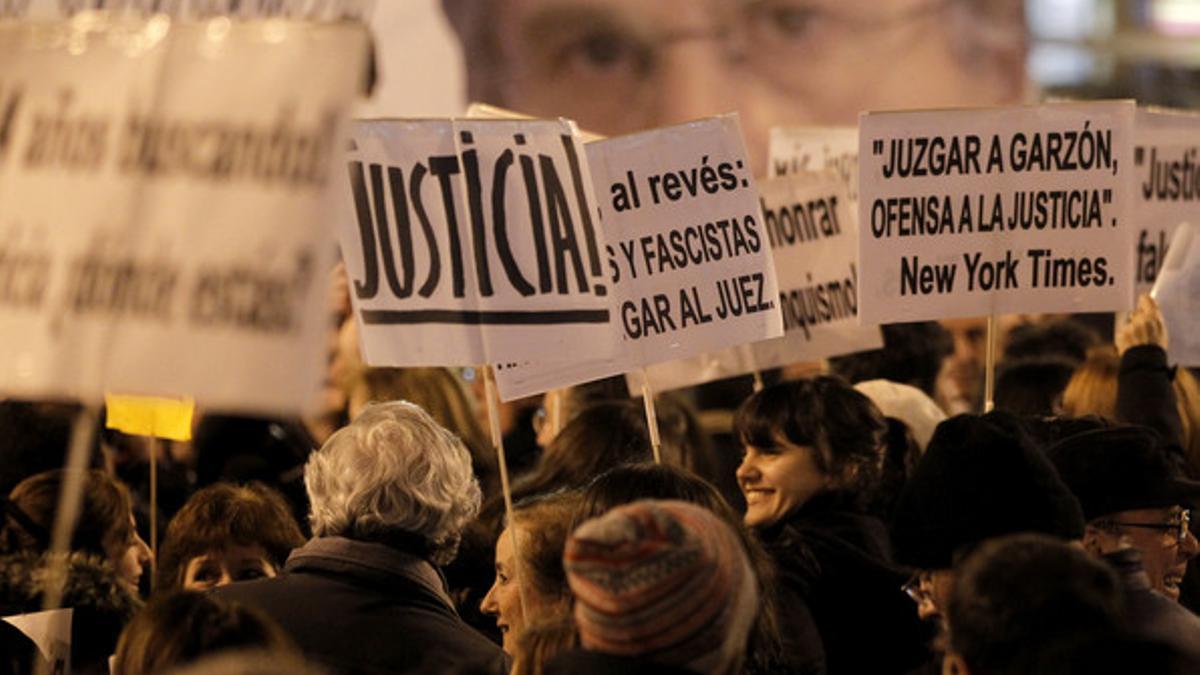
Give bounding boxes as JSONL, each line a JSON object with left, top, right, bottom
{"left": 341, "top": 118, "right": 617, "bottom": 366}
{"left": 858, "top": 101, "right": 1136, "bottom": 323}
{"left": 0, "top": 17, "right": 368, "bottom": 414}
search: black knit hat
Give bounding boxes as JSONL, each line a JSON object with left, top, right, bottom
{"left": 891, "top": 411, "right": 1085, "bottom": 570}
{"left": 1047, "top": 425, "right": 1200, "bottom": 522}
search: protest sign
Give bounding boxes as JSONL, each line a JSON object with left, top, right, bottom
{"left": 858, "top": 101, "right": 1136, "bottom": 324}
{"left": 105, "top": 394, "right": 195, "bottom": 441}
{"left": 624, "top": 172, "right": 883, "bottom": 393}
{"left": 768, "top": 127, "right": 859, "bottom": 201}
{"left": 0, "top": 17, "right": 367, "bottom": 414}
{"left": 493, "top": 115, "right": 784, "bottom": 401}
{"left": 2, "top": 608, "right": 71, "bottom": 673}
{"left": 1151, "top": 222, "right": 1200, "bottom": 367}
{"left": 341, "top": 118, "right": 616, "bottom": 367}
{"left": 1133, "top": 108, "right": 1200, "bottom": 294}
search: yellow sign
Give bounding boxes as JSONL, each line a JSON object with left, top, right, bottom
{"left": 105, "top": 395, "right": 195, "bottom": 441}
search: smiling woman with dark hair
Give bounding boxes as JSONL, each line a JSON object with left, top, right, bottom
{"left": 735, "top": 376, "right": 930, "bottom": 675}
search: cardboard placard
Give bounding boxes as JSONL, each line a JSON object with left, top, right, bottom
{"left": 1151, "top": 222, "right": 1200, "bottom": 367}
{"left": 625, "top": 171, "right": 883, "bottom": 393}
{"left": 105, "top": 394, "right": 195, "bottom": 441}
{"left": 1133, "top": 107, "right": 1200, "bottom": 294}
{"left": 858, "top": 101, "right": 1136, "bottom": 324}
{"left": 494, "top": 115, "right": 784, "bottom": 400}
{"left": 0, "top": 17, "right": 367, "bottom": 414}
{"left": 768, "top": 126, "right": 859, "bottom": 201}
{"left": 341, "top": 118, "right": 616, "bottom": 367}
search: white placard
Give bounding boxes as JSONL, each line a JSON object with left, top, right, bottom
{"left": 0, "top": 17, "right": 367, "bottom": 414}
{"left": 858, "top": 101, "right": 1136, "bottom": 324}
{"left": 1151, "top": 222, "right": 1200, "bottom": 367}
{"left": 3, "top": 608, "right": 72, "bottom": 672}
{"left": 624, "top": 172, "right": 883, "bottom": 393}
{"left": 768, "top": 127, "right": 859, "bottom": 202}
{"left": 341, "top": 118, "right": 617, "bottom": 367}
{"left": 1133, "top": 108, "right": 1200, "bottom": 294}
{"left": 494, "top": 115, "right": 784, "bottom": 400}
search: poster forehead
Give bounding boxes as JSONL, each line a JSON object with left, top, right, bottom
{"left": 858, "top": 101, "right": 1136, "bottom": 324}
{"left": 0, "top": 18, "right": 368, "bottom": 414}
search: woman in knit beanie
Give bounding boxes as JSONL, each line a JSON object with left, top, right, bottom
{"left": 556, "top": 499, "right": 758, "bottom": 675}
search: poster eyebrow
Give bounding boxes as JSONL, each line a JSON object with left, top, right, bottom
{"left": 360, "top": 308, "right": 611, "bottom": 325}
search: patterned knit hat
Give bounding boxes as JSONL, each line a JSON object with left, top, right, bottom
{"left": 563, "top": 500, "right": 758, "bottom": 673}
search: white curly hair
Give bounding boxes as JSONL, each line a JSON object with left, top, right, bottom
{"left": 305, "top": 401, "right": 481, "bottom": 564}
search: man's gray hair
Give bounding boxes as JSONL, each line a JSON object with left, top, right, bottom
{"left": 305, "top": 401, "right": 482, "bottom": 564}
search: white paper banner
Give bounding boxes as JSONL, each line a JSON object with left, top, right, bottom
{"left": 494, "top": 115, "right": 784, "bottom": 400}
{"left": 858, "top": 101, "right": 1136, "bottom": 324}
{"left": 625, "top": 172, "right": 883, "bottom": 393}
{"left": 341, "top": 118, "right": 617, "bottom": 367}
{"left": 0, "top": 17, "right": 367, "bottom": 414}
{"left": 1133, "top": 107, "right": 1200, "bottom": 295}
{"left": 1151, "top": 222, "right": 1200, "bottom": 367}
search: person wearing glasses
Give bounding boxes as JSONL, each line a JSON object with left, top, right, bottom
{"left": 1047, "top": 424, "right": 1200, "bottom": 659}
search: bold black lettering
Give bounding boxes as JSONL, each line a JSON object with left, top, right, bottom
{"left": 347, "top": 161, "right": 379, "bottom": 299}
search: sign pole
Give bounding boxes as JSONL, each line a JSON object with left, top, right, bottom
{"left": 983, "top": 314, "right": 998, "bottom": 413}
{"left": 482, "top": 365, "right": 530, "bottom": 622}
{"left": 639, "top": 369, "right": 663, "bottom": 465}
{"left": 42, "top": 406, "right": 99, "bottom": 612}
{"left": 149, "top": 437, "right": 159, "bottom": 567}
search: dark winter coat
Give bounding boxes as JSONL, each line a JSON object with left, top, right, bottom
{"left": 214, "top": 536, "right": 508, "bottom": 675}
{"left": 760, "top": 491, "right": 932, "bottom": 675}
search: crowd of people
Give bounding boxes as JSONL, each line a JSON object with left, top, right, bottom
{"left": 3, "top": 0, "right": 1197, "bottom": 673}
{"left": 3, "top": 286, "right": 1200, "bottom": 675}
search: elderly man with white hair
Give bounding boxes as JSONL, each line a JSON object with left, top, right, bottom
{"left": 215, "top": 402, "right": 508, "bottom": 675}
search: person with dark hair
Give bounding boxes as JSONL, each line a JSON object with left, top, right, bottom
{"left": 890, "top": 411, "right": 1085, "bottom": 623}
{"left": 0, "top": 550, "right": 141, "bottom": 675}
{"left": 829, "top": 322, "right": 953, "bottom": 398}
{"left": 0, "top": 469, "right": 151, "bottom": 593}
{"left": 156, "top": 483, "right": 305, "bottom": 593}
{"left": 481, "top": 490, "right": 580, "bottom": 656}
{"left": 554, "top": 500, "right": 759, "bottom": 675}
{"left": 574, "top": 463, "right": 812, "bottom": 675}
{"left": 190, "top": 414, "right": 317, "bottom": 531}
{"left": 1002, "top": 317, "right": 1101, "bottom": 365}
{"left": 214, "top": 402, "right": 506, "bottom": 675}
{"left": 993, "top": 356, "right": 1077, "bottom": 417}
{"left": 112, "top": 592, "right": 295, "bottom": 675}
{"left": 735, "top": 377, "right": 929, "bottom": 674}
{"left": 941, "top": 533, "right": 1125, "bottom": 675}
